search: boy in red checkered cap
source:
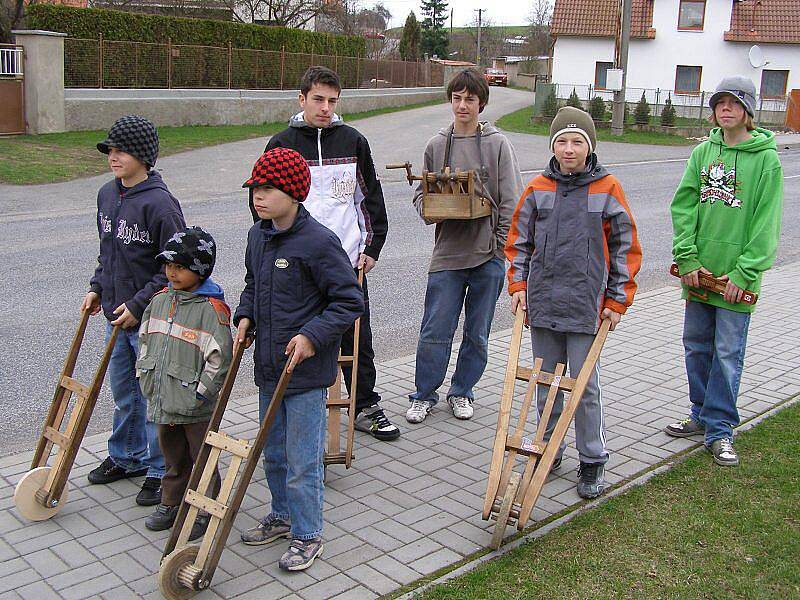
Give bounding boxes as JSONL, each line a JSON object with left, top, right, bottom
{"left": 234, "top": 147, "right": 364, "bottom": 571}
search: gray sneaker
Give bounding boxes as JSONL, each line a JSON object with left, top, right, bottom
{"left": 240, "top": 515, "right": 291, "bottom": 546}
{"left": 577, "top": 462, "right": 607, "bottom": 499}
{"left": 708, "top": 438, "right": 739, "bottom": 466}
{"left": 665, "top": 417, "right": 705, "bottom": 438}
{"left": 278, "top": 537, "right": 323, "bottom": 571}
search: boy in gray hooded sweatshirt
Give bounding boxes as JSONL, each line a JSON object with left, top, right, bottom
{"left": 407, "top": 68, "right": 522, "bottom": 424}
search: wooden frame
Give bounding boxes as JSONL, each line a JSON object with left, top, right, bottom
{"left": 159, "top": 345, "right": 294, "bottom": 599}
{"left": 594, "top": 61, "right": 613, "bottom": 91}
{"left": 677, "top": 0, "right": 706, "bottom": 31}
{"left": 675, "top": 65, "right": 702, "bottom": 95}
{"left": 324, "top": 268, "right": 363, "bottom": 472}
{"left": 760, "top": 69, "right": 789, "bottom": 100}
{"left": 14, "top": 310, "right": 120, "bottom": 521}
{"left": 482, "top": 309, "right": 611, "bottom": 549}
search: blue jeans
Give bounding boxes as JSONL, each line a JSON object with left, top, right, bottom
{"left": 259, "top": 386, "right": 326, "bottom": 540}
{"left": 683, "top": 301, "right": 751, "bottom": 444}
{"left": 106, "top": 322, "right": 164, "bottom": 478}
{"left": 410, "top": 257, "right": 505, "bottom": 405}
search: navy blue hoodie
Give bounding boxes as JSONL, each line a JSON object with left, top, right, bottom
{"left": 234, "top": 205, "right": 364, "bottom": 391}
{"left": 89, "top": 172, "right": 185, "bottom": 322}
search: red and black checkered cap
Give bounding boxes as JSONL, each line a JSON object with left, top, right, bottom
{"left": 242, "top": 147, "right": 311, "bottom": 202}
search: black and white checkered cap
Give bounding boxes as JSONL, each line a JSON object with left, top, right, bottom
{"left": 97, "top": 115, "right": 159, "bottom": 168}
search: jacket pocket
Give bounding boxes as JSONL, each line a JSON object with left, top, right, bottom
{"left": 165, "top": 363, "right": 205, "bottom": 416}
{"left": 136, "top": 355, "right": 157, "bottom": 401}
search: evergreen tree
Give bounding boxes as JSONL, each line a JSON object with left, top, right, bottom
{"left": 589, "top": 96, "right": 607, "bottom": 121}
{"left": 660, "top": 96, "right": 677, "bottom": 126}
{"left": 542, "top": 86, "right": 559, "bottom": 118}
{"left": 634, "top": 91, "right": 651, "bottom": 125}
{"left": 399, "top": 11, "right": 422, "bottom": 60}
{"left": 567, "top": 88, "right": 582, "bottom": 109}
{"left": 420, "top": 0, "right": 449, "bottom": 58}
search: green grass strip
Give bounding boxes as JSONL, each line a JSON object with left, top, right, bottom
{"left": 0, "top": 97, "right": 445, "bottom": 185}
{"left": 496, "top": 106, "right": 698, "bottom": 147}
{"left": 413, "top": 399, "right": 800, "bottom": 599}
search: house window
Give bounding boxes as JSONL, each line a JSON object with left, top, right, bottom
{"left": 761, "top": 69, "right": 789, "bottom": 98}
{"left": 594, "top": 61, "right": 613, "bottom": 90}
{"left": 675, "top": 65, "right": 702, "bottom": 94}
{"left": 678, "top": 0, "right": 705, "bottom": 30}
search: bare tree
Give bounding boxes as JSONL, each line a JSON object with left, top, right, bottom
{"left": 525, "top": 0, "right": 553, "bottom": 57}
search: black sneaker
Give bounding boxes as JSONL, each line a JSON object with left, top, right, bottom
{"left": 145, "top": 504, "right": 179, "bottom": 531}
{"left": 355, "top": 407, "right": 401, "bottom": 441}
{"left": 136, "top": 476, "right": 162, "bottom": 506}
{"left": 665, "top": 417, "right": 705, "bottom": 438}
{"left": 550, "top": 455, "right": 562, "bottom": 473}
{"left": 189, "top": 514, "right": 210, "bottom": 541}
{"left": 88, "top": 457, "right": 147, "bottom": 485}
{"left": 577, "top": 462, "right": 607, "bottom": 499}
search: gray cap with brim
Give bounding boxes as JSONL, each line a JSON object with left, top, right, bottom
{"left": 709, "top": 75, "right": 756, "bottom": 118}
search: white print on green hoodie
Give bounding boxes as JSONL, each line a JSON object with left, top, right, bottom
{"left": 671, "top": 126, "right": 784, "bottom": 313}
{"left": 700, "top": 160, "right": 741, "bottom": 208}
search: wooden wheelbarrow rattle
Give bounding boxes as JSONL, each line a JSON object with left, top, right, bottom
{"left": 14, "top": 310, "right": 120, "bottom": 521}
{"left": 483, "top": 310, "right": 611, "bottom": 549}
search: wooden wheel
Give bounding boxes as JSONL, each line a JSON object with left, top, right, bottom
{"left": 490, "top": 472, "right": 521, "bottom": 550}
{"left": 158, "top": 545, "right": 201, "bottom": 600}
{"left": 14, "top": 467, "right": 68, "bottom": 521}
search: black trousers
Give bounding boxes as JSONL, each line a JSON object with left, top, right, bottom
{"left": 341, "top": 270, "right": 381, "bottom": 413}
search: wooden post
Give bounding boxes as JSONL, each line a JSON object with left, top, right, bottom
{"left": 279, "top": 45, "right": 285, "bottom": 90}
{"left": 375, "top": 54, "right": 378, "bottom": 88}
{"left": 167, "top": 38, "right": 172, "bottom": 89}
{"left": 227, "top": 41, "right": 232, "bottom": 89}
{"left": 98, "top": 33, "right": 103, "bottom": 88}
{"left": 356, "top": 54, "right": 360, "bottom": 88}
{"left": 390, "top": 59, "right": 394, "bottom": 87}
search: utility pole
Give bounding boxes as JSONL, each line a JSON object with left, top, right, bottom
{"left": 476, "top": 8, "right": 484, "bottom": 66}
{"left": 611, "top": 0, "right": 632, "bottom": 136}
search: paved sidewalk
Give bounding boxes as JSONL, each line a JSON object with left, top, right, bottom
{"left": 2, "top": 264, "right": 799, "bottom": 600}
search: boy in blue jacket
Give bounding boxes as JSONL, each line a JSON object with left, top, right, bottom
{"left": 234, "top": 147, "right": 364, "bottom": 571}
{"left": 81, "top": 115, "right": 185, "bottom": 506}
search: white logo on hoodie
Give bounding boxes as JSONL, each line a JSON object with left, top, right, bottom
{"left": 116, "top": 220, "right": 153, "bottom": 245}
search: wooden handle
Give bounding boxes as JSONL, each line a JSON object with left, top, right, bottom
{"left": 669, "top": 263, "right": 758, "bottom": 305}
{"left": 385, "top": 162, "right": 410, "bottom": 169}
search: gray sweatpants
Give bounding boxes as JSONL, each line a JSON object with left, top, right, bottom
{"left": 531, "top": 328, "right": 608, "bottom": 465}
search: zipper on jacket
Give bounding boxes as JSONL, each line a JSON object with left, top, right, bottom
{"left": 153, "top": 294, "right": 177, "bottom": 422}
{"left": 317, "top": 128, "right": 323, "bottom": 167}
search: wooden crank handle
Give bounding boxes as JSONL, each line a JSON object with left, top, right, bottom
{"left": 386, "top": 162, "right": 411, "bottom": 169}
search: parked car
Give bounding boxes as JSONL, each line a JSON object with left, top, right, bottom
{"left": 484, "top": 68, "right": 508, "bottom": 87}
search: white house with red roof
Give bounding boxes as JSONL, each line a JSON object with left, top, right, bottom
{"left": 550, "top": 0, "right": 798, "bottom": 111}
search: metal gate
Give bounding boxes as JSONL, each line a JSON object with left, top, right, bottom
{"left": 0, "top": 44, "right": 25, "bottom": 135}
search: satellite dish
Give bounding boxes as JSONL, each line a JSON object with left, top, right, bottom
{"left": 748, "top": 45, "right": 769, "bottom": 68}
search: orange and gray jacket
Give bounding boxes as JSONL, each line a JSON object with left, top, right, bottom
{"left": 136, "top": 280, "right": 233, "bottom": 425}
{"left": 505, "top": 156, "right": 642, "bottom": 334}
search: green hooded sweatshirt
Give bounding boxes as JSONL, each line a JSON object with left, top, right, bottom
{"left": 671, "top": 127, "right": 783, "bottom": 313}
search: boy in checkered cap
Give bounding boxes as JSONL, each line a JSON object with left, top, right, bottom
{"left": 137, "top": 226, "right": 233, "bottom": 540}
{"left": 235, "top": 147, "right": 364, "bottom": 571}
{"left": 81, "top": 115, "right": 185, "bottom": 506}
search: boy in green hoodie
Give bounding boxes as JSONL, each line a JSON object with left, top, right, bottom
{"left": 667, "top": 76, "right": 783, "bottom": 466}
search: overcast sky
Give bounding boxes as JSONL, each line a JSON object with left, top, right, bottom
{"left": 377, "top": 0, "right": 532, "bottom": 29}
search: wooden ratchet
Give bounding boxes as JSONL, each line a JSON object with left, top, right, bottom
{"left": 669, "top": 263, "right": 758, "bottom": 305}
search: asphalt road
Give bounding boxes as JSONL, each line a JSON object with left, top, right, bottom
{"left": 1, "top": 87, "right": 798, "bottom": 456}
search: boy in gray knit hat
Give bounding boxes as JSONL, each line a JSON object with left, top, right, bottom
{"left": 506, "top": 105, "right": 642, "bottom": 499}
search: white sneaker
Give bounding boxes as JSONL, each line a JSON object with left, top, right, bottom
{"left": 406, "top": 399, "right": 433, "bottom": 423}
{"left": 448, "top": 396, "right": 473, "bottom": 420}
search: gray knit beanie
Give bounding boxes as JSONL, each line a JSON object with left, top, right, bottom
{"left": 549, "top": 106, "right": 597, "bottom": 154}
